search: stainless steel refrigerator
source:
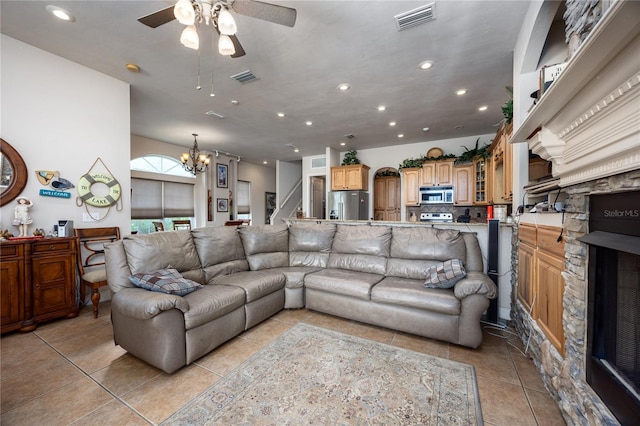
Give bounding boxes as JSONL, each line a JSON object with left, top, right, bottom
{"left": 328, "top": 191, "right": 369, "bottom": 220}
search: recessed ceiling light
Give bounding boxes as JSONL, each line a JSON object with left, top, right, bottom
{"left": 419, "top": 61, "right": 433, "bottom": 70}
{"left": 456, "top": 89, "right": 467, "bottom": 96}
{"left": 337, "top": 83, "right": 350, "bottom": 91}
{"left": 422, "top": 127, "right": 430, "bottom": 132}
{"left": 230, "top": 100, "right": 239, "bottom": 105}
{"left": 478, "top": 105, "right": 488, "bottom": 111}
{"left": 263, "top": 161, "right": 268, "bottom": 164}
{"left": 455, "top": 125, "right": 464, "bottom": 129}
{"left": 277, "top": 112, "right": 285, "bottom": 117}
{"left": 305, "top": 121, "right": 313, "bottom": 126}
{"left": 377, "top": 105, "right": 386, "bottom": 111}
{"left": 46, "top": 5, "right": 75, "bottom": 22}
{"left": 398, "top": 134, "right": 404, "bottom": 138}
{"left": 340, "top": 142, "right": 346, "bottom": 146}
{"left": 294, "top": 148, "right": 300, "bottom": 153}
{"left": 389, "top": 121, "right": 396, "bottom": 126}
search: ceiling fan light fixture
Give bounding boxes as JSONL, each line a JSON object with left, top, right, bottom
{"left": 217, "top": 8, "right": 237, "bottom": 35}
{"left": 218, "top": 34, "right": 236, "bottom": 55}
{"left": 174, "top": 0, "right": 195, "bottom": 25}
{"left": 180, "top": 25, "right": 199, "bottom": 50}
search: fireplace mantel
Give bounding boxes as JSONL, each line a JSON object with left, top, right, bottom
{"left": 511, "top": 1, "right": 640, "bottom": 188}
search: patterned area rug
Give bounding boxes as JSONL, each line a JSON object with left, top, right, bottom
{"left": 163, "top": 323, "right": 482, "bottom": 425}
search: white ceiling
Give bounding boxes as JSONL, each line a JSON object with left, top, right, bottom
{"left": 1, "top": 1, "right": 530, "bottom": 165}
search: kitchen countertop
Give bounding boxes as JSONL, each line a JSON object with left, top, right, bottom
{"left": 285, "top": 219, "right": 514, "bottom": 227}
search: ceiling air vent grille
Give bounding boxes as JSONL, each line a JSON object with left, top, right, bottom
{"left": 394, "top": 3, "right": 435, "bottom": 31}
{"left": 230, "top": 70, "right": 260, "bottom": 84}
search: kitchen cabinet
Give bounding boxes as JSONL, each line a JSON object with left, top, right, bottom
{"left": 330, "top": 164, "right": 370, "bottom": 191}
{"left": 1, "top": 237, "right": 79, "bottom": 334}
{"left": 402, "top": 168, "right": 421, "bottom": 206}
{"left": 490, "top": 123, "right": 513, "bottom": 204}
{"left": 374, "top": 176, "right": 400, "bottom": 221}
{"left": 517, "top": 223, "right": 565, "bottom": 355}
{"left": 473, "top": 158, "right": 489, "bottom": 205}
{"left": 453, "top": 165, "right": 473, "bottom": 206}
{"left": 420, "top": 160, "right": 454, "bottom": 187}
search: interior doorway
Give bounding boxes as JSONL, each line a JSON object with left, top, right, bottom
{"left": 373, "top": 168, "right": 401, "bottom": 221}
{"left": 310, "top": 176, "right": 326, "bottom": 219}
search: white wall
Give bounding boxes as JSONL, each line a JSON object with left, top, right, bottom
{"left": 1, "top": 35, "right": 130, "bottom": 236}
{"left": 238, "top": 162, "right": 276, "bottom": 226}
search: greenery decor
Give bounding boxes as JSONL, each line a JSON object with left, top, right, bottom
{"left": 399, "top": 153, "right": 456, "bottom": 171}
{"left": 456, "top": 138, "right": 490, "bottom": 164}
{"left": 341, "top": 150, "right": 361, "bottom": 165}
{"left": 375, "top": 168, "right": 400, "bottom": 178}
{"left": 502, "top": 86, "right": 513, "bottom": 125}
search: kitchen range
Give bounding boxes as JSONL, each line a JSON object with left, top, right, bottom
{"left": 419, "top": 212, "right": 453, "bottom": 223}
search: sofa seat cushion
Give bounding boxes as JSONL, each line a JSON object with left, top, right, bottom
{"left": 267, "top": 266, "right": 323, "bottom": 289}
{"left": 210, "top": 270, "right": 285, "bottom": 302}
{"left": 371, "top": 277, "right": 461, "bottom": 315}
{"left": 304, "top": 268, "right": 384, "bottom": 300}
{"left": 183, "top": 285, "right": 245, "bottom": 330}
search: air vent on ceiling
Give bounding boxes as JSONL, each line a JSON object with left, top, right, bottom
{"left": 344, "top": 134, "right": 355, "bottom": 139}
{"left": 394, "top": 2, "right": 435, "bottom": 31}
{"left": 230, "top": 70, "right": 260, "bottom": 84}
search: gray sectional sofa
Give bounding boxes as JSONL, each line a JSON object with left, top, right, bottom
{"left": 105, "top": 222, "right": 496, "bottom": 373}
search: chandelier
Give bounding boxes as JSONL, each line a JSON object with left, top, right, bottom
{"left": 174, "top": 0, "right": 237, "bottom": 55}
{"left": 181, "top": 133, "right": 211, "bottom": 175}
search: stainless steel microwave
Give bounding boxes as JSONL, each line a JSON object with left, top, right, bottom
{"left": 420, "top": 186, "right": 454, "bottom": 204}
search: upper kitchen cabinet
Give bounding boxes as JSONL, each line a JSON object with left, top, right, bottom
{"left": 420, "top": 160, "right": 454, "bottom": 187}
{"left": 330, "top": 164, "right": 370, "bottom": 191}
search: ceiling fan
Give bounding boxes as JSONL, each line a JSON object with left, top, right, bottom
{"left": 138, "top": 0, "right": 297, "bottom": 58}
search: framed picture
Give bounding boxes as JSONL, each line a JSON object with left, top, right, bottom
{"left": 217, "top": 198, "right": 228, "bottom": 212}
{"left": 265, "top": 192, "right": 276, "bottom": 224}
{"left": 216, "top": 163, "right": 228, "bottom": 188}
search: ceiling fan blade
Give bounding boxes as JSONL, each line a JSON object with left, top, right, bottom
{"left": 229, "top": 35, "right": 246, "bottom": 58}
{"left": 138, "top": 6, "right": 175, "bottom": 28}
{"left": 231, "top": 0, "right": 297, "bottom": 27}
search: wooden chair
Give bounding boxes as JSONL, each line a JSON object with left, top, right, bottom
{"left": 74, "top": 227, "right": 121, "bottom": 318}
{"left": 152, "top": 221, "right": 165, "bottom": 232}
{"left": 172, "top": 219, "right": 191, "bottom": 230}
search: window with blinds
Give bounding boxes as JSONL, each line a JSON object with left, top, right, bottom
{"left": 131, "top": 178, "right": 194, "bottom": 219}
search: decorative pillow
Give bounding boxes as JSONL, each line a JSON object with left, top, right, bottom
{"left": 424, "top": 259, "right": 466, "bottom": 289}
{"left": 129, "top": 267, "right": 202, "bottom": 296}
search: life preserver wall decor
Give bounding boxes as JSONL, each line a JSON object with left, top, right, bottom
{"left": 76, "top": 158, "right": 123, "bottom": 220}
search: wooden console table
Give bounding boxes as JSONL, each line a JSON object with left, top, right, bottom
{"left": 1, "top": 237, "right": 79, "bottom": 333}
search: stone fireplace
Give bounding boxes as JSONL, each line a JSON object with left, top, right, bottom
{"left": 510, "top": 1, "right": 640, "bottom": 424}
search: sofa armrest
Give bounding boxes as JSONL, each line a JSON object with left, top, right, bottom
{"left": 112, "top": 288, "right": 190, "bottom": 320}
{"left": 454, "top": 271, "right": 497, "bottom": 300}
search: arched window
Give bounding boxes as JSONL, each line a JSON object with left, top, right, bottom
{"left": 130, "top": 155, "right": 195, "bottom": 234}
{"left": 131, "top": 155, "right": 195, "bottom": 178}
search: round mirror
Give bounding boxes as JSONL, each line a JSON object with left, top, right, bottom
{"left": 0, "top": 139, "right": 28, "bottom": 207}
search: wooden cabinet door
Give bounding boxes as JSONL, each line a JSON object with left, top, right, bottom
{"left": 386, "top": 177, "right": 400, "bottom": 220}
{"left": 503, "top": 130, "right": 513, "bottom": 201}
{"left": 403, "top": 168, "right": 420, "bottom": 206}
{"left": 535, "top": 249, "right": 565, "bottom": 356}
{"left": 31, "top": 254, "right": 75, "bottom": 319}
{"left": 374, "top": 179, "right": 386, "bottom": 210}
{"left": 331, "top": 167, "right": 346, "bottom": 190}
{"left": 473, "top": 158, "right": 488, "bottom": 205}
{"left": 345, "top": 167, "right": 361, "bottom": 189}
{"left": 420, "top": 163, "right": 436, "bottom": 187}
{"left": 436, "top": 161, "right": 454, "bottom": 185}
{"left": 517, "top": 241, "right": 536, "bottom": 315}
{"left": 1, "top": 258, "right": 23, "bottom": 330}
{"left": 453, "top": 165, "right": 473, "bottom": 205}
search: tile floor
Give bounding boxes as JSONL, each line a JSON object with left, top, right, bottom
{"left": 1, "top": 302, "right": 566, "bottom": 425}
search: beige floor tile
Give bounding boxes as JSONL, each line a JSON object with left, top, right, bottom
{"left": 450, "top": 342, "right": 520, "bottom": 386}
{"left": 1, "top": 356, "right": 85, "bottom": 414}
{"left": 270, "top": 308, "right": 312, "bottom": 324}
{"left": 477, "top": 375, "right": 537, "bottom": 426}
{"left": 0, "top": 376, "right": 114, "bottom": 426}
{"left": 195, "top": 336, "right": 263, "bottom": 376}
{"left": 391, "top": 332, "right": 450, "bottom": 359}
{"left": 70, "top": 399, "right": 149, "bottom": 426}
{"left": 91, "top": 355, "right": 162, "bottom": 397}
{"left": 510, "top": 350, "right": 547, "bottom": 393}
{"left": 342, "top": 321, "right": 395, "bottom": 344}
{"left": 32, "top": 313, "right": 105, "bottom": 342}
{"left": 300, "top": 310, "right": 352, "bottom": 332}
{"left": 66, "top": 337, "right": 130, "bottom": 375}
{"left": 0, "top": 333, "right": 59, "bottom": 380}
{"left": 45, "top": 321, "right": 114, "bottom": 358}
{"left": 240, "top": 318, "right": 293, "bottom": 346}
{"left": 121, "top": 364, "right": 219, "bottom": 424}
{"left": 525, "top": 387, "right": 566, "bottom": 425}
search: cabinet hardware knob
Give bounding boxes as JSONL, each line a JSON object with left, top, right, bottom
{"left": 49, "top": 245, "right": 55, "bottom": 250}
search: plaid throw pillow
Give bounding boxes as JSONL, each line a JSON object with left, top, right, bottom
{"left": 424, "top": 259, "right": 466, "bottom": 289}
{"left": 129, "top": 267, "right": 202, "bottom": 296}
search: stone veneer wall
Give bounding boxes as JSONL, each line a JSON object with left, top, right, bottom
{"left": 511, "top": 169, "right": 640, "bottom": 425}
{"left": 564, "top": 0, "right": 613, "bottom": 59}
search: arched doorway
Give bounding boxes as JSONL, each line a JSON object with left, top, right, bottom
{"left": 373, "top": 167, "right": 400, "bottom": 221}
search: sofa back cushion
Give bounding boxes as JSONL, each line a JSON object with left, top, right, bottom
{"left": 239, "top": 224, "right": 289, "bottom": 270}
{"left": 386, "top": 226, "right": 467, "bottom": 279}
{"left": 122, "top": 230, "right": 204, "bottom": 284}
{"left": 191, "top": 226, "right": 249, "bottom": 282}
{"left": 327, "top": 225, "right": 391, "bottom": 275}
{"left": 289, "top": 223, "right": 336, "bottom": 267}
{"left": 462, "top": 232, "right": 484, "bottom": 272}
